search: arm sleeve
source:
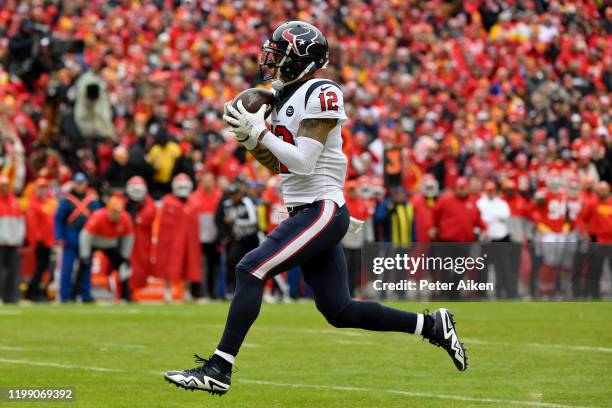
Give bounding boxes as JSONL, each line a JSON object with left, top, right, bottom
{"left": 260, "top": 132, "right": 324, "bottom": 176}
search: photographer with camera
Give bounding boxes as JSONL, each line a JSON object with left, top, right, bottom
{"left": 7, "top": 19, "right": 83, "bottom": 90}
{"left": 7, "top": 20, "right": 51, "bottom": 90}
{"left": 71, "top": 71, "right": 115, "bottom": 141}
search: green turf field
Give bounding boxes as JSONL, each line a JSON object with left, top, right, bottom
{"left": 0, "top": 302, "right": 610, "bottom": 408}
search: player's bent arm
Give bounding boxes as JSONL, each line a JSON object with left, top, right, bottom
{"left": 258, "top": 118, "right": 337, "bottom": 176}
{"left": 250, "top": 143, "right": 280, "bottom": 174}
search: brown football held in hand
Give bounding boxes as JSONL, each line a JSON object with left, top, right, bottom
{"left": 231, "top": 88, "right": 274, "bottom": 118}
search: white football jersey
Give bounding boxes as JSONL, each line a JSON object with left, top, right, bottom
{"left": 270, "top": 78, "right": 348, "bottom": 208}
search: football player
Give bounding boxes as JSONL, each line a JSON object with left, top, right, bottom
{"left": 532, "top": 170, "right": 571, "bottom": 297}
{"left": 164, "top": 21, "right": 467, "bottom": 395}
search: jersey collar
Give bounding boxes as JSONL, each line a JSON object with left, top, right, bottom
{"left": 274, "top": 79, "right": 308, "bottom": 112}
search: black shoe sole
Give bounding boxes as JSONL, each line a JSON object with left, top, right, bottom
{"left": 164, "top": 376, "right": 227, "bottom": 396}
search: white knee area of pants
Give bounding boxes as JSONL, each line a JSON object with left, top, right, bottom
{"left": 414, "top": 314, "right": 424, "bottom": 335}
{"left": 214, "top": 349, "right": 236, "bottom": 365}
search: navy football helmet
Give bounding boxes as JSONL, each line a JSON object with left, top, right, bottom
{"left": 259, "top": 21, "right": 329, "bottom": 89}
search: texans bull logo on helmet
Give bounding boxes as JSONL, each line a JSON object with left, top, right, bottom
{"left": 281, "top": 27, "right": 318, "bottom": 57}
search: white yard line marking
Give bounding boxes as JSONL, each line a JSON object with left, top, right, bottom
{"left": 242, "top": 343, "right": 259, "bottom": 348}
{"left": 334, "top": 339, "right": 374, "bottom": 346}
{"left": 238, "top": 379, "right": 592, "bottom": 408}
{"left": 524, "top": 342, "right": 612, "bottom": 354}
{"left": 462, "top": 338, "right": 612, "bottom": 354}
{"left": 0, "top": 358, "right": 123, "bottom": 372}
{"left": 334, "top": 330, "right": 363, "bottom": 337}
{"left": 290, "top": 328, "right": 364, "bottom": 337}
{"left": 0, "top": 346, "right": 25, "bottom": 351}
{"left": 197, "top": 323, "right": 366, "bottom": 338}
{"left": 72, "top": 308, "right": 141, "bottom": 315}
{"left": 0, "top": 310, "right": 22, "bottom": 315}
{"left": 97, "top": 342, "right": 147, "bottom": 349}
{"left": 0, "top": 358, "right": 595, "bottom": 408}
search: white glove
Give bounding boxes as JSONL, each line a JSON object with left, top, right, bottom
{"left": 348, "top": 216, "right": 364, "bottom": 234}
{"left": 222, "top": 102, "right": 247, "bottom": 140}
{"left": 223, "top": 101, "right": 268, "bottom": 150}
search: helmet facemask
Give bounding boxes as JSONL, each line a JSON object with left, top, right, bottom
{"left": 259, "top": 40, "right": 287, "bottom": 83}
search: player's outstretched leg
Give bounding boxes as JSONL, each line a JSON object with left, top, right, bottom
{"left": 302, "top": 244, "right": 468, "bottom": 372}
{"left": 164, "top": 269, "right": 265, "bottom": 395}
{"left": 164, "top": 199, "right": 349, "bottom": 395}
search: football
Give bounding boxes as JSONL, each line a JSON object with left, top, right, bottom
{"left": 231, "top": 88, "right": 274, "bottom": 118}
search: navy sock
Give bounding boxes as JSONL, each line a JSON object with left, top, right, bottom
{"left": 327, "top": 300, "right": 420, "bottom": 333}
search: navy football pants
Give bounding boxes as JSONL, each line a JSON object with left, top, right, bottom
{"left": 218, "top": 200, "right": 419, "bottom": 357}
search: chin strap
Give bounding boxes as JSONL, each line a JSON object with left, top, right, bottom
{"left": 272, "top": 61, "right": 316, "bottom": 91}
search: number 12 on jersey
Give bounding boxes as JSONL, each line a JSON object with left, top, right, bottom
{"left": 319, "top": 91, "right": 338, "bottom": 111}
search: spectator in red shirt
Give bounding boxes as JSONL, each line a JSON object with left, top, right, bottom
{"left": 24, "top": 178, "right": 57, "bottom": 301}
{"left": 412, "top": 174, "right": 438, "bottom": 243}
{"left": 80, "top": 196, "right": 135, "bottom": 301}
{"left": 430, "top": 176, "right": 486, "bottom": 298}
{"left": 189, "top": 172, "right": 223, "bottom": 299}
{"left": 0, "top": 175, "right": 25, "bottom": 303}
{"left": 124, "top": 176, "right": 156, "bottom": 293}
{"left": 151, "top": 173, "right": 202, "bottom": 301}
{"left": 577, "top": 181, "right": 612, "bottom": 298}
{"left": 500, "top": 179, "right": 530, "bottom": 296}
{"left": 431, "top": 177, "right": 486, "bottom": 243}
{"left": 531, "top": 171, "right": 574, "bottom": 298}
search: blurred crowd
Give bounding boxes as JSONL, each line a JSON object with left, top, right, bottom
{"left": 0, "top": 0, "right": 611, "bottom": 302}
